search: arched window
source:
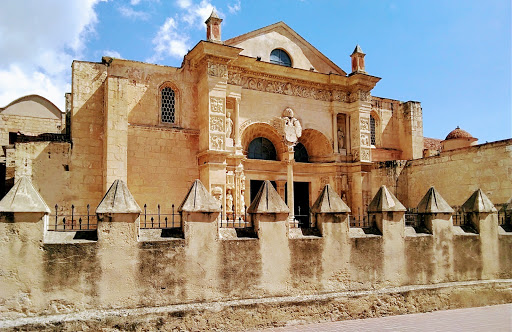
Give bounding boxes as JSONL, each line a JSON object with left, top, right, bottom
{"left": 161, "top": 87, "right": 176, "bottom": 123}
{"left": 370, "top": 115, "right": 376, "bottom": 146}
{"left": 248, "top": 137, "right": 277, "bottom": 160}
{"left": 294, "top": 142, "right": 309, "bottom": 163}
{"left": 270, "top": 49, "right": 292, "bottom": 67}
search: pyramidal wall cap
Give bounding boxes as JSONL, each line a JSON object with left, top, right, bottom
{"left": 0, "top": 177, "right": 50, "bottom": 213}
{"left": 178, "top": 179, "right": 222, "bottom": 213}
{"left": 96, "top": 180, "right": 141, "bottom": 214}
{"left": 247, "top": 180, "right": 289, "bottom": 214}
{"left": 311, "top": 184, "right": 351, "bottom": 213}
{"left": 368, "top": 185, "right": 406, "bottom": 212}
{"left": 504, "top": 195, "right": 512, "bottom": 212}
{"left": 417, "top": 187, "right": 454, "bottom": 214}
{"left": 461, "top": 189, "right": 497, "bottom": 213}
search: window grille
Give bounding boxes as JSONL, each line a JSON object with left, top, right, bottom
{"left": 248, "top": 137, "right": 277, "bottom": 160}
{"left": 161, "top": 87, "right": 176, "bottom": 123}
{"left": 270, "top": 49, "right": 292, "bottom": 67}
{"left": 370, "top": 115, "right": 376, "bottom": 145}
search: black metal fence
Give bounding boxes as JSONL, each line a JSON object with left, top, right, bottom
{"left": 49, "top": 204, "right": 98, "bottom": 231}
{"left": 140, "top": 204, "right": 181, "bottom": 229}
{"left": 349, "top": 213, "right": 373, "bottom": 228}
{"left": 220, "top": 205, "right": 251, "bottom": 228}
{"left": 289, "top": 206, "right": 313, "bottom": 228}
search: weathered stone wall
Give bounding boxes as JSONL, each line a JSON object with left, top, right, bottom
{"left": 1, "top": 210, "right": 510, "bottom": 323}
{"left": 396, "top": 139, "right": 512, "bottom": 207}
{"left": 127, "top": 126, "right": 199, "bottom": 209}
{"left": 0, "top": 115, "right": 62, "bottom": 145}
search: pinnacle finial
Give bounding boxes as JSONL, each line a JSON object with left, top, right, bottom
{"left": 351, "top": 44, "right": 364, "bottom": 55}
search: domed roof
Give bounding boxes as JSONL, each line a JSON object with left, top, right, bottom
{"left": 445, "top": 126, "right": 474, "bottom": 140}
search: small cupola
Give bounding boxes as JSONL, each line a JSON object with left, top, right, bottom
{"left": 350, "top": 44, "right": 366, "bottom": 74}
{"left": 441, "top": 126, "right": 478, "bottom": 151}
{"left": 205, "top": 9, "right": 223, "bottom": 44}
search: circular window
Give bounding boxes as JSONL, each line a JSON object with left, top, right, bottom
{"left": 270, "top": 49, "right": 292, "bottom": 67}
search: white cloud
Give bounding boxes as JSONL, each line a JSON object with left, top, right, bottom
{"left": 118, "top": 6, "right": 150, "bottom": 20}
{"left": 228, "top": 0, "right": 241, "bottom": 14}
{"left": 182, "top": 0, "right": 215, "bottom": 29}
{"left": 177, "top": 0, "right": 192, "bottom": 8}
{"left": 0, "top": 0, "right": 104, "bottom": 110}
{"left": 147, "top": 17, "right": 191, "bottom": 63}
{"left": 131, "top": 0, "right": 142, "bottom": 5}
{"left": 103, "top": 50, "right": 122, "bottom": 58}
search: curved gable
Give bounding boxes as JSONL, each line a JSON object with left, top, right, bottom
{"left": 225, "top": 22, "right": 346, "bottom": 75}
{"left": 1, "top": 95, "right": 63, "bottom": 120}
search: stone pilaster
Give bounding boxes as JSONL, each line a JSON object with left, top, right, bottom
{"left": 311, "top": 184, "right": 351, "bottom": 290}
{"left": 368, "top": 185, "right": 406, "bottom": 285}
{"left": 178, "top": 179, "right": 221, "bottom": 299}
{"left": 417, "top": 187, "right": 455, "bottom": 282}
{"left": 247, "top": 180, "right": 290, "bottom": 294}
{"left": 95, "top": 179, "right": 141, "bottom": 307}
{"left": 461, "top": 189, "right": 499, "bottom": 279}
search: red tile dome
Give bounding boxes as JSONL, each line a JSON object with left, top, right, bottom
{"left": 445, "top": 126, "right": 474, "bottom": 140}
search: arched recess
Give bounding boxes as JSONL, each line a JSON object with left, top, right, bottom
{"left": 241, "top": 122, "right": 286, "bottom": 161}
{"left": 298, "top": 129, "right": 334, "bottom": 163}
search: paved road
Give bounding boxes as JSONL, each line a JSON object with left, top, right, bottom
{"left": 259, "top": 304, "right": 512, "bottom": 331}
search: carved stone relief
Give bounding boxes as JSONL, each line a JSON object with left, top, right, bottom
{"left": 210, "top": 115, "right": 225, "bottom": 132}
{"left": 280, "top": 107, "right": 302, "bottom": 146}
{"left": 361, "top": 133, "right": 370, "bottom": 146}
{"left": 210, "top": 133, "right": 225, "bottom": 150}
{"left": 360, "top": 148, "right": 371, "bottom": 161}
{"left": 208, "top": 61, "right": 227, "bottom": 78}
{"left": 352, "top": 149, "right": 360, "bottom": 161}
{"left": 210, "top": 97, "right": 225, "bottom": 114}
{"left": 360, "top": 118, "right": 370, "bottom": 131}
{"left": 211, "top": 186, "right": 223, "bottom": 203}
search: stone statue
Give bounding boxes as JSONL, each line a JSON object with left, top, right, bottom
{"left": 226, "top": 111, "right": 233, "bottom": 139}
{"left": 337, "top": 128, "right": 345, "bottom": 151}
{"left": 239, "top": 190, "right": 245, "bottom": 214}
{"left": 211, "top": 186, "right": 222, "bottom": 203}
{"left": 281, "top": 107, "right": 302, "bottom": 145}
{"left": 226, "top": 189, "right": 233, "bottom": 212}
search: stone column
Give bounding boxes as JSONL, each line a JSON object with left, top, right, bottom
{"left": 95, "top": 179, "right": 141, "bottom": 307}
{"left": 311, "top": 184, "right": 351, "bottom": 290}
{"left": 285, "top": 150, "right": 295, "bottom": 221}
{"left": 350, "top": 169, "right": 364, "bottom": 216}
{"left": 247, "top": 180, "right": 290, "bottom": 294}
{"left": 178, "top": 179, "right": 221, "bottom": 300}
{"left": 368, "top": 185, "right": 406, "bottom": 285}
{"left": 461, "top": 189, "right": 499, "bottom": 279}
{"left": 332, "top": 112, "right": 338, "bottom": 153}
{"left": 276, "top": 180, "right": 287, "bottom": 202}
{"left": 417, "top": 187, "right": 455, "bottom": 282}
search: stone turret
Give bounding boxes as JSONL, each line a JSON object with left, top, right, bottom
{"left": 205, "top": 9, "right": 223, "bottom": 43}
{"left": 350, "top": 44, "right": 366, "bottom": 74}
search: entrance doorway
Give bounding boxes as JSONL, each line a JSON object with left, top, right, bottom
{"left": 293, "top": 182, "right": 310, "bottom": 227}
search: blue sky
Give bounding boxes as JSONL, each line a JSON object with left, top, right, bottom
{"left": 0, "top": 0, "right": 510, "bottom": 142}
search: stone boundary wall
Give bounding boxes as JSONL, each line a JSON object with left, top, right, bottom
{"left": 1, "top": 280, "right": 511, "bottom": 331}
{"left": 396, "top": 139, "right": 512, "bottom": 207}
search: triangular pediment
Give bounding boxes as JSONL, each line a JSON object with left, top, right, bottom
{"left": 225, "top": 22, "right": 346, "bottom": 75}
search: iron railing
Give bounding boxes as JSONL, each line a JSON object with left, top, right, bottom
{"left": 289, "top": 206, "right": 313, "bottom": 228}
{"left": 49, "top": 204, "right": 98, "bottom": 231}
{"left": 220, "top": 205, "right": 251, "bottom": 228}
{"left": 349, "top": 213, "right": 373, "bottom": 228}
{"left": 140, "top": 204, "right": 181, "bottom": 229}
